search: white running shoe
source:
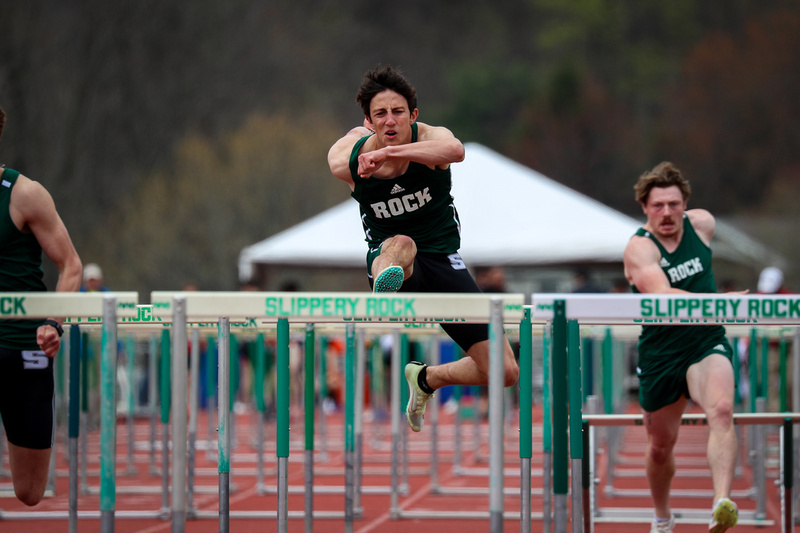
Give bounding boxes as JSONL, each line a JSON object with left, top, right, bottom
{"left": 404, "top": 361, "right": 433, "bottom": 432}
{"left": 650, "top": 514, "right": 675, "bottom": 532}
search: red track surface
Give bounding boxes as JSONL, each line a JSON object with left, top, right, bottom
{"left": 1, "top": 403, "right": 796, "bottom": 532}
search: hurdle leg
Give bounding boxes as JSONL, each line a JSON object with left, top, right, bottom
{"left": 158, "top": 330, "right": 170, "bottom": 517}
{"left": 68, "top": 325, "right": 81, "bottom": 533}
{"left": 488, "top": 297, "right": 505, "bottom": 532}
{"left": 206, "top": 337, "right": 217, "bottom": 463}
{"left": 792, "top": 326, "right": 800, "bottom": 521}
{"left": 318, "top": 337, "right": 329, "bottom": 462}
{"left": 187, "top": 328, "right": 200, "bottom": 518}
{"left": 304, "top": 323, "right": 316, "bottom": 533}
{"left": 585, "top": 395, "right": 601, "bottom": 529}
{"left": 551, "top": 300, "right": 569, "bottom": 533}
{"left": 542, "top": 320, "right": 553, "bottom": 533}
{"left": 401, "top": 334, "right": 410, "bottom": 494}
{"left": 255, "top": 334, "right": 266, "bottom": 494}
{"left": 755, "top": 397, "right": 768, "bottom": 520}
{"left": 99, "top": 295, "right": 119, "bottom": 533}
{"left": 782, "top": 419, "right": 794, "bottom": 532}
{"left": 354, "top": 327, "right": 366, "bottom": 517}
{"left": 344, "top": 323, "right": 356, "bottom": 532}
{"left": 171, "top": 296, "right": 188, "bottom": 533}
{"left": 568, "top": 319, "right": 584, "bottom": 533}
{"left": 80, "top": 332, "right": 90, "bottom": 495}
{"left": 429, "top": 336, "right": 441, "bottom": 493}
{"left": 582, "top": 421, "right": 592, "bottom": 533}
{"left": 218, "top": 317, "right": 231, "bottom": 533}
{"left": 125, "top": 336, "right": 137, "bottom": 476}
{"left": 519, "top": 308, "right": 533, "bottom": 533}
{"left": 148, "top": 334, "right": 159, "bottom": 476}
{"left": 390, "top": 329, "right": 401, "bottom": 518}
{"left": 276, "top": 318, "right": 290, "bottom": 533}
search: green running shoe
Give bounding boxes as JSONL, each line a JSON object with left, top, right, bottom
{"left": 374, "top": 265, "right": 404, "bottom": 293}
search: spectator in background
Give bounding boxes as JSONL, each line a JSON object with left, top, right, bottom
{"left": 757, "top": 266, "right": 791, "bottom": 294}
{"left": 239, "top": 281, "right": 259, "bottom": 291}
{"left": 572, "top": 268, "right": 603, "bottom": 293}
{"left": 80, "top": 263, "right": 109, "bottom": 292}
{"left": 756, "top": 266, "right": 792, "bottom": 412}
{"left": 279, "top": 280, "right": 300, "bottom": 292}
{"left": 609, "top": 277, "right": 630, "bottom": 293}
{"left": 474, "top": 265, "right": 507, "bottom": 293}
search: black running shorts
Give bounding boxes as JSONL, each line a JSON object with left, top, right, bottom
{"left": 0, "top": 346, "right": 55, "bottom": 449}
{"left": 367, "top": 249, "right": 490, "bottom": 352}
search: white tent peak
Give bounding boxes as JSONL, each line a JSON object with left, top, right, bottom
{"left": 451, "top": 143, "right": 640, "bottom": 266}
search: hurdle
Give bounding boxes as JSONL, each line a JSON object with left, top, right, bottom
{"left": 149, "top": 290, "right": 527, "bottom": 533}
{"left": 532, "top": 292, "right": 800, "bottom": 532}
{"left": 0, "top": 292, "right": 138, "bottom": 532}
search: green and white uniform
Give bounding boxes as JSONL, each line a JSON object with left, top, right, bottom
{"left": 0, "top": 168, "right": 47, "bottom": 348}
{"left": 349, "top": 123, "right": 461, "bottom": 261}
{"left": 0, "top": 168, "right": 55, "bottom": 449}
{"left": 632, "top": 214, "right": 733, "bottom": 412}
{"left": 348, "top": 125, "right": 490, "bottom": 352}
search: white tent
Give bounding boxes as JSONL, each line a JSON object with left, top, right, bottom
{"left": 238, "top": 143, "right": 780, "bottom": 284}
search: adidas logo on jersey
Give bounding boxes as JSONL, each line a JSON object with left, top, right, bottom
{"left": 660, "top": 257, "right": 670, "bottom": 268}
{"left": 390, "top": 184, "right": 405, "bottom": 194}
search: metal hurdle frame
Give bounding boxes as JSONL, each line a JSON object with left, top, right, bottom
{"left": 582, "top": 412, "right": 797, "bottom": 529}
{"left": 532, "top": 292, "right": 800, "bottom": 533}
{"left": 0, "top": 292, "right": 139, "bottom": 532}
{"left": 149, "top": 290, "right": 526, "bottom": 533}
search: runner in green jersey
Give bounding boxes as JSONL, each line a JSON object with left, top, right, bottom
{"left": 328, "top": 66, "right": 517, "bottom": 434}
{"left": 623, "top": 161, "right": 744, "bottom": 533}
{"left": 0, "top": 107, "right": 83, "bottom": 506}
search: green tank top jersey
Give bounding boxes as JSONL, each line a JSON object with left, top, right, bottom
{"left": 0, "top": 168, "right": 47, "bottom": 350}
{"left": 632, "top": 214, "right": 727, "bottom": 358}
{"left": 348, "top": 123, "right": 461, "bottom": 253}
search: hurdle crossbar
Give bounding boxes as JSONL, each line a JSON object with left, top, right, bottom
{"left": 584, "top": 412, "right": 800, "bottom": 426}
{"left": 532, "top": 292, "right": 800, "bottom": 325}
{"left": 0, "top": 292, "right": 138, "bottom": 319}
{"left": 150, "top": 290, "right": 524, "bottom": 322}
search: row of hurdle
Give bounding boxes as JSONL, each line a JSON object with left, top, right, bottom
{"left": 1, "top": 291, "right": 800, "bottom": 532}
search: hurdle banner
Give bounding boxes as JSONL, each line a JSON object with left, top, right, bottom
{"left": 533, "top": 293, "right": 800, "bottom": 325}
{"left": 150, "top": 291, "right": 525, "bottom": 323}
{"left": 67, "top": 304, "right": 256, "bottom": 327}
{"left": 0, "top": 292, "right": 139, "bottom": 319}
{"left": 75, "top": 303, "right": 502, "bottom": 330}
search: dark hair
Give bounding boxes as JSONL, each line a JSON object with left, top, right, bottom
{"left": 0, "top": 107, "right": 6, "bottom": 142}
{"left": 634, "top": 161, "right": 692, "bottom": 205}
{"left": 356, "top": 65, "right": 417, "bottom": 118}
